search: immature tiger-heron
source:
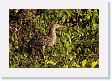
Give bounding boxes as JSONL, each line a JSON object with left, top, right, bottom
{"left": 28, "top": 24, "right": 66, "bottom": 59}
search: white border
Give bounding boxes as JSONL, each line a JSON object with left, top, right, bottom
{"left": 0, "top": 0, "right": 108, "bottom": 77}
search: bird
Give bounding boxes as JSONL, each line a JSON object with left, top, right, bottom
{"left": 28, "top": 24, "right": 66, "bottom": 59}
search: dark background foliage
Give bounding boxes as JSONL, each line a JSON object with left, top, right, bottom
{"left": 9, "top": 9, "right": 99, "bottom": 68}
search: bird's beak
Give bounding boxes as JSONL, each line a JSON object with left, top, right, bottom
{"left": 60, "top": 25, "right": 66, "bottom": 29}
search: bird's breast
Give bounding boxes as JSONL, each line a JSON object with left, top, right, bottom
{"left": 47, "top": 37, "right": 56, "bottom": 46}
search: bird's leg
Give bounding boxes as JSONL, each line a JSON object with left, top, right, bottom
{"left": 42, "top": 45, "right": 45, "bottom": 54}
{"left": 40, "top": 45, "right": 45, "bottom": 59}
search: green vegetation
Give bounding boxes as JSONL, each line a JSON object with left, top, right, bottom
{"left": 9, "top": 9, "right": 99, "bottom": 68}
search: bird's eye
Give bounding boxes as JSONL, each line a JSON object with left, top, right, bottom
{"left": 56, "top": 24, "right": 58, "bottom": 27}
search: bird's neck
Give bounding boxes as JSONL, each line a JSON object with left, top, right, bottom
{"left": 48, "top": 27, "right": 56, "bottom": 39}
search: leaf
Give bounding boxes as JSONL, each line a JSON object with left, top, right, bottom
{"left": 64, "top": 10, "right": 73, "bottom": 17}
{"left": 15, "top": 9, "right": 19, "bottom": 13}
{"left": 82, "top": 59, "right": 87, "bottom": 68}
{"left": 91, "top": 61, "right": 98, "bottom": 68}
{"left": 72, "top": 62, "right": 80, "bottom": 68}
{"left": 64, "top": 65, "right": 68, "bottom": 68}
{"left": 46, "top": 60, "right": 56, "bottom": 65}
{"left": 76, "top": 47, "right": 81, "bottom": 54}
{"left": 15, "top": 45, "right": 19, "bottom": 49}
{"left": 62, "top": 15, "right": 66, "bottom": 23}
{"left": 67, "top": 34, "right": 72, "bottom": 44}
{"left": 68, "top": 55, "right": 73, "bottom": 60}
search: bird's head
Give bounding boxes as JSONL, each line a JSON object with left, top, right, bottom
{"left": 52, "top": 24, "right": 66, "bottom": 29}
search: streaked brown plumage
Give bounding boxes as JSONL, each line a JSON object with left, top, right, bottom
{"left": 28, "top": 24, "right": 66, "bottom": 59}
{"left": 30, "top": 24, "right": 66, "bottom": 47}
